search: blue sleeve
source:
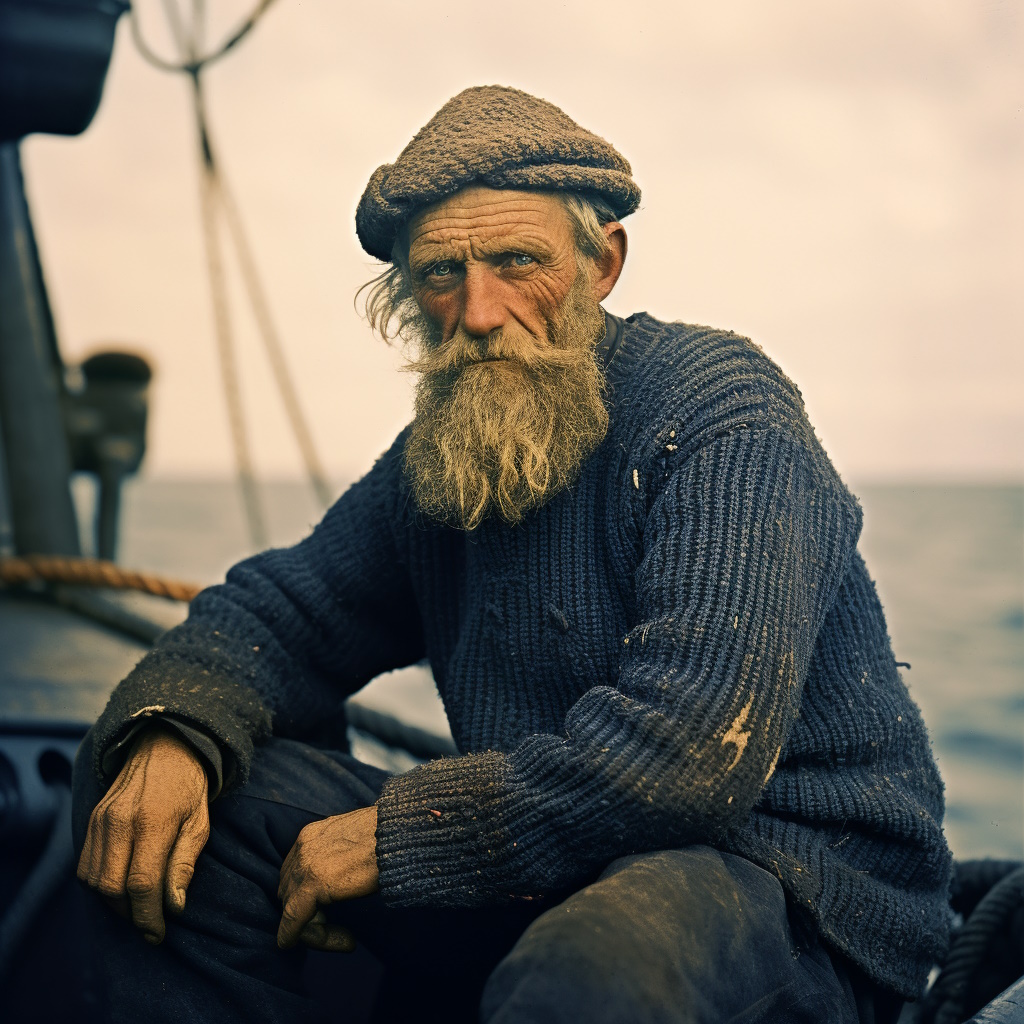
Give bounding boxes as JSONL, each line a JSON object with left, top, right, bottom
{"left": 90, "top": 432, "right": 424, "bottom": 785}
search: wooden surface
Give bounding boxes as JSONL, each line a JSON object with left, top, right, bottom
{"left": 0, "top": 592, "right": 146, "bottom": 727}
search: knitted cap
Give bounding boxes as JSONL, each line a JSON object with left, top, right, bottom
{"left": 355, "top": 85, "right": 641, "bottom": 262}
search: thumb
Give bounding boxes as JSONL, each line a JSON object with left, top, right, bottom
{"left": 300, "top": 912, "right": 356, "bottom": 953}
{"left": 165, "top": 808, "right": 210, "bottom": 914}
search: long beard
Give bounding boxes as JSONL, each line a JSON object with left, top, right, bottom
{"left": 403, "top": 275, "right": 609, "bottom": 530}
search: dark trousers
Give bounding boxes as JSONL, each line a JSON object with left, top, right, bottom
{"left": 72, "top": 733, "right": 898, "bottom": 1024}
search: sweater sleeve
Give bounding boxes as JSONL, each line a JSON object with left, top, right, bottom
{"left": 375, "top": 427, "right": 863, "bottom": 906}
{"left": 90, "top": 433, "right": 425, "bottom": 785}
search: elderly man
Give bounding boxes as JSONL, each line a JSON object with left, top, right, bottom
{"left": 74, "top": 86, "right": 951, "bottom": 1024}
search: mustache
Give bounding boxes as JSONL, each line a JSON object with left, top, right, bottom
{"left": 404, "top": 323, "right": 586, "bottom": 379}
{"left": 402, "top": 270, "right": 609, "bottom": 531}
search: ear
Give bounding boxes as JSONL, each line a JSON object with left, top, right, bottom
{"left": 590, "top": 222, "right": 627, "bottom": 303}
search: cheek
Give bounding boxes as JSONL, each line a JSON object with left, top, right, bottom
{"left": 415, "top": 290, "right": 459, "bottom": 331}
{"left": 519, "top": 269, "right": 576, "bottom": 316}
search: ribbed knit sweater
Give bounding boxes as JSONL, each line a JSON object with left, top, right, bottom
{"left": 92, "top": 313, "right": 952, "bottom": 997}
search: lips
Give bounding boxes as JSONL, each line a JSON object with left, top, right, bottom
{"left": 460, "top": 356, "right": 506, "bottom": 367}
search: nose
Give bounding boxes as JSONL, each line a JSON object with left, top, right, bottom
{"left": 460, "top": 266, "right": 507, "bottom": 339}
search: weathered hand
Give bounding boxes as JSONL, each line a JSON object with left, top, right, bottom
{"left": 277, "top": 805, "right": 379, "bottom": 952}
{"left": 76, "top": 725, "right": 210, "bottom": 944}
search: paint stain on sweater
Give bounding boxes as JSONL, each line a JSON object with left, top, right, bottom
{"left": 721, "top": 695, "right": 755, "bottom": 771}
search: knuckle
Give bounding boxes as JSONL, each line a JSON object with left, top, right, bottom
{"left": 96, "top": 879, "right": 124, "bottom": 898}
{"left": 126, "top": 874, "right": 158, "bottom": 898}
{"left": 281, "top": 901, "right": 309, "bottom": 924}
{"left": 104, "top": 807, "right": 132, "bottom": 832}
{"left": 171, "top": 862, "right": 194, "bottom": 885}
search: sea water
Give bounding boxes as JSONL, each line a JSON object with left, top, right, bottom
{"left": 103, "top": 478, "right": 1023, "bottom": 862}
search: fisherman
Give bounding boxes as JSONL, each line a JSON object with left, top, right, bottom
{"left": 73, "top": 86, "right": 951, "bottom": 1024}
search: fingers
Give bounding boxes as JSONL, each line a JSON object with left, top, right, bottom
{"left": 78, "top": 788, "right": 210, "bottom": 943}
{"left": 77, "top": 785, "right": 122, "bottom": 885}
{"left": 77, "top": 799, "right": 134, "bottom": 916}
{"left": 299, "top": 912, "right": 356, "bottom": 953}
{"left": 124, "top": 814, "right": 179, "bottom": 944}
{"left": 164, "top": 805, "right": 211, "bottom": 915}
{"left": 77, "top": 729, "right": 215, "bottom": 944}
{"left": 277, "top": 887, "right": 319, "bottom": 950}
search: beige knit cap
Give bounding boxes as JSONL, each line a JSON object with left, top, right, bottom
{"left": 355, "top": 85, "right": 641, "bottom": 262}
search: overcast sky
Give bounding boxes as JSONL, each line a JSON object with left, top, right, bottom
{"left": 22, "top": 0, "right": 1023, "bottom": 487}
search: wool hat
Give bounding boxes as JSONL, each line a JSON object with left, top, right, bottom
{"left": 355, "top": 85, "right": 641, "bottom": 262}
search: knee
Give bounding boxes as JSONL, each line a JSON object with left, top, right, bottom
{"left": 481, "top": 919, "right": 655, "bottom": 1024}
{"left": 480, "top": 848, "right": 798, "bottom": 1024}
{"left": 600, "top": 847, "right": 791, "bottom": 953}
{"left": 481, "top": 856, "right": 695, "bottom": 1023}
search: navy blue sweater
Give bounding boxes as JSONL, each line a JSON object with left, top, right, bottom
{"left": 92, "top": 314, "right": 951, "bottom": 997}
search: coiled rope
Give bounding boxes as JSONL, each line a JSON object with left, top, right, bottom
{"left": 0, "top": 555, "right": 200, "bottom": 602}
{"left": 918, "top": 860, "right": 1024, "bottom": 1024}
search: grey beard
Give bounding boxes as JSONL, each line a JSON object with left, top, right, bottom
{"left": 403, "top": 277, "right": 609, "bottom": 530}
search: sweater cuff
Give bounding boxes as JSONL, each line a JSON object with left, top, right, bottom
{"left": 376, "top": 751, "right": 539, "bottom": 908}
{"left": 90, "top": 634, "right": 272, "bottom": 788}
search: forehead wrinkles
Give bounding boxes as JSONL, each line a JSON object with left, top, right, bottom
{"left": 408, "top": 191, "right": 572, "bottom": 258}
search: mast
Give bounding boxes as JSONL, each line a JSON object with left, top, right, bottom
{"left": 0, "top": 144, "right": 80, "bottom": 557}
{"left": 0, "top": 0, "right": 128, "bottom": 559}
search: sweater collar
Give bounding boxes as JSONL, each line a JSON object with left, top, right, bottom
{"left": 597, "top": 309, "right": 624, "bottom": 368}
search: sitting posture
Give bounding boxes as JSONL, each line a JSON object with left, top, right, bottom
{"left": 74, "top": 85, "right": 951, "bottom": 1023}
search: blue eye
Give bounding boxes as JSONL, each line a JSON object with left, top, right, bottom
{"left": 430, "top": 262, "right": 454, "bottom": 277}
{"left": 512, "top": 254, "right": 534, "bottom": 266}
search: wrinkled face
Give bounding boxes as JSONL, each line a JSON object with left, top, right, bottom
{"left": 406, "top": 187, "right": 581, "bottom": 345}
{"left": 401, "top": 186, "right": 610, "bottom": 531}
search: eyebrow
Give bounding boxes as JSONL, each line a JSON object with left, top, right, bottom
{"left": 475, "top": 235, "right": 554, "bottom": 259}
{"left": 408, "top": 243, "right": 464, "bottom": 273}
{"left": 409, "top": 235, "right": 554, "bottom": 273}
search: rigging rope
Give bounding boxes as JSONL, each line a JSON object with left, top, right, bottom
{"left": 192, "top": 75, "right": 268, "bottom": 550}
{"left": 131, "top": 0, "right": 277, "bottom": 75}
{"left": 217, "top": 172, "right": 333, "bottom": 509}
{"left": 128, "top": 0, "right": 332, "bottom": 548}
{"left": 0, "top": 555, "right": 200, "bottom": 602}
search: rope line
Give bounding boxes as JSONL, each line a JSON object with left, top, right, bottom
{"left": 217, "top": 174, "right": 334, "bottom": 509}
{"left": 192, "top": 74, "right": 268, "bottom": 550}
{"left": 130, "top": 0, "right": 278, "bottom": 76}
{"left": 128, "top": 0, "right": 333, "bottom": 548}
{"left": 0, "top": 555, "right": 201, "bottom": 602}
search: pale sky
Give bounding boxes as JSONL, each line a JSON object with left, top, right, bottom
{"left": 22, "top": 0, "right": 1023, "bottom": 486}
